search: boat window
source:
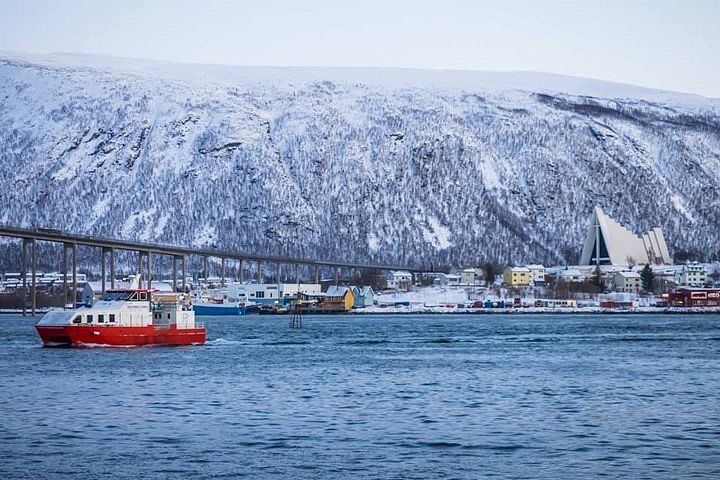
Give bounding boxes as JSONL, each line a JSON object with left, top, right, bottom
{"left": 109, "top": 314, "right": 116, "bottom": 323}
{"left": 98, "top": 314, "right": 104, "bottom": 323}
{"left": 129, "top": 293, "right": 138, "bottom": 301}
{"left": 139, "top": 292, "right": 148, "bottom": 301}
{"left": 86, "top": 315, "right": 93, "bottom": 323}
{"left": 72, "top": 316, "right": 81, "bottom": 324}
{"left": 167, "top": 313, "right": 171, "bottom": 319}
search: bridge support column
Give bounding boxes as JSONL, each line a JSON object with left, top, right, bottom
{"left": 295, "top": 264, "right": 300, "bottom": 284}
{"left": 21, "top": 239, "right": 27, "bottom": 316}
{"left": 62, "top": 243, "right": 69, "bottom": 308}
{"left": 147, "top": 251, "right": 152, "bottom": 290}
{"left": 181, "top": 255, "right": 187, "bottom": 293}
{"left": 334, "top": 266, "right": 339, "bottom": 286}
{"left": 31, "top": 238, "right": 36, "bottom": 317}
{"left": 239, "top": 259, "right": 244, "bottom": 283}
{"left": 257, "top": 260, "right": 263, "bottom": 284}
{"left": 203, "top": 256, "right": 209, "bottom": 287}
{"left": 172, "top": 256, "right": 178, "bottom": 293}
{"left": 137, "top": 251, "right": 144, "bottom": 288}
{"left": 101, "top": 247, "right": 107, "bottom": 296}
{"left": 221, "top": 258, "right": 226, "bottom": 287}
{"left": 315, "top": 265, "right": 319, "bottom": 284}
{"left": 110, "top": 247, "right": 115, "bottom": 289}
{"left": 276, "top": 262, "right": 281, "bottom": 283}
{"left": 72, "top": 243, "right": 77, "bottom": 307}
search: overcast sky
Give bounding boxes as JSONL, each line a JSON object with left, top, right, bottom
{"left": 1, "top": 0, "right": 718, "bottom": 97}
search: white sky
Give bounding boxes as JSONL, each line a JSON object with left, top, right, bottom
{"left": 0, "top": 0, "right": 718, "bottom": 97}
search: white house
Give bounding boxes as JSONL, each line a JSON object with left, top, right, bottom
{"left": 459, "top": 268, "right": 484, "bottom": 286}
{"left": 525, "top": 264, "right": 546, "bottom": 285}
{"left": 558, "top": 268, "right": 586, "bottom": 283}
{"left": 679, "top": 264, "right": 707, "bottom": 287}
{"left": 445, "top": 274, "right": 461, "bottom": 286}
{"left": 387, "top": 271, "right": 413, "bottom": 290}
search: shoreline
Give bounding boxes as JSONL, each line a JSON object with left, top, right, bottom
{"left": 3, "top": 307, "right": 720, "bottom": 317}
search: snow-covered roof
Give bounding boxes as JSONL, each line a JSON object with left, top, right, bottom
{"left": 326, "top": 286, "right": 352, "bottom": 297}
{"left": 617, "top": 271, "right": 641, "bottom": 279}
{"left": 559, "top": 269, "right": 584, "bottom": 276}
{"left": 507, "top": 267, "right": 530, "bottom": 273}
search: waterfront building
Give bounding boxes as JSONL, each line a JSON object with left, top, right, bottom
{"left": 352, "top": 286, "right": 376, "bottom": 308}
{"left": 668, "top": 287, "right": 720, "bottom": 307}
{"left": 580, "top": 206, "right": 672, "bottom": 266}
{"left": 224, "top": 283, "right": 321, "bottom": 305}
{"left": 324, "top": 286, "right": 355, "bottom": 311}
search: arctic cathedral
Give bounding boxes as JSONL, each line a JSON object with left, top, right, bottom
{"left": 579, "top": 206, "right": 672, "bottom": 266}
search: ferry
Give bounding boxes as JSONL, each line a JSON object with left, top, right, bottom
{"left": 35, "top": 289, "right": 205, "bottom": 347}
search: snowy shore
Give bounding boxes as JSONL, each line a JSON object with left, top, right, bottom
{"left": 353, "top": 306, "right": 720, "bottom": 315}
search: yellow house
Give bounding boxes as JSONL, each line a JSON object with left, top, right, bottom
{"left": 324, "top": 286, "right": 355, "bottom": 311}
{"left": 503, "top": 266, "right": 531, "bottom": 286}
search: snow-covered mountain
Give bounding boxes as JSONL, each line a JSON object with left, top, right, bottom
{"left": 1, "top": 52, "right": 719, "bottom": 268}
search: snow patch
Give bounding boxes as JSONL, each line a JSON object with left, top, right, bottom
{"left": 421, "top": 216, "right": 452, "bottom": 250}
{"left": 367, "top": 233, "right": 379, "bottom": 252}
{"left": 672, "top": 194, "right": 695, "bottom": 222}
{"left": 192, "top": 224, "right": 217, "bottom": 247}
{"left": 92, "top": 198, "right": 110, "bottom": 217}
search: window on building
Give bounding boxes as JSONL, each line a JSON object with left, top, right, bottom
{"left": 167, "top": 313, "right": 171, "bottom": 319}
{"left": 256, "top": 291, "right": 265, "bottom": 299}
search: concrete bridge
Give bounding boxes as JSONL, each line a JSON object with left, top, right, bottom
{"left": 0, "top": 225, "right": 424, "bottom": 316}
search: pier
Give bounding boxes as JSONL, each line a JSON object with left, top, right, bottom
{"left": 0, "top": 225, "right": 423, "bottom": 316}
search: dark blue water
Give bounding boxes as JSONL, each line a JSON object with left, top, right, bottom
{"left": 1, "top": 313, "right": 718, "bottom": 479}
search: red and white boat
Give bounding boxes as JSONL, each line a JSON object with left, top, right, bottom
{"left": 35, "top": 289, "right": 205, "bottom": 347}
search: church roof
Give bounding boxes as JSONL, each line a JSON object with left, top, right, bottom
{"left": 579, "top": 206, "right": 672, "bottom": 266}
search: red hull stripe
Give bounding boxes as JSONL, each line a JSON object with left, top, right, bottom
{"left": 36, "top": 325, "right": 206, "bottom": 347}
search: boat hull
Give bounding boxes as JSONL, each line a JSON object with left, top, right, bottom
{"left": 194, "top": 303, "right": 259, "bottom": 316}
{"left": 36, "top": 324, "right": 206, "bottom": 347}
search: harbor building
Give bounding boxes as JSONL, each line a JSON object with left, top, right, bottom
{"left": 580, "top": 206, "right": 672, "bottom": 266}
{"left": 669, "top": 288, "right": 720, "bottom": 307}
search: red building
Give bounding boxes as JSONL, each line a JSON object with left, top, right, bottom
{"left": 668, "top": 288, "right": 720, "bottom": 307}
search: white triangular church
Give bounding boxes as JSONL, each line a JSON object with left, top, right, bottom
{"left": 580, "top": 206, "right": 672, "bottom": 266}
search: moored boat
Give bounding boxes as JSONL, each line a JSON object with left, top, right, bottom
{"left": 193, "top": 300, "right": 260, "bottom": 316}
{"left": 35, "top": 289, "right": 205, "bottom": 347}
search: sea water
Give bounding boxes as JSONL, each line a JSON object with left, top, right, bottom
{"left": 0, "top": 313, "right": 718, "bottom": 479}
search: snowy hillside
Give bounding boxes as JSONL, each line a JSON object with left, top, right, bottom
{"left": 1, "top": 52, "right": 719, "bottom": 268}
